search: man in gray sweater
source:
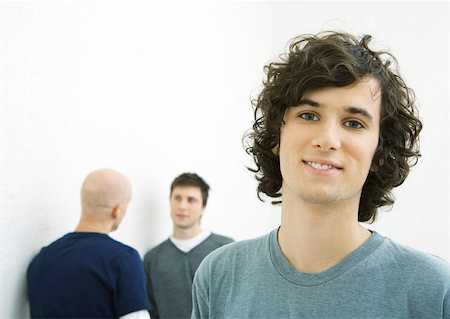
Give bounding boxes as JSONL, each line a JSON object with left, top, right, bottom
{"left": 143, "top": 173, "right": 233, "bottom": 319}
{"left": 191, "top": 31, "right": 450, "bottom": 318}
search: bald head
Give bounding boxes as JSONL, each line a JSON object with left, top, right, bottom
{"left": 81, "top": 169, "right": 132, "bottom": 216}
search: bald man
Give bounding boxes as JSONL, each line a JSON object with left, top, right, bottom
{"left": 27, "top": 169, "right": 151, "bottom": 319}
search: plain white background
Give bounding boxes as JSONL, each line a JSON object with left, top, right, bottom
{"left": 1, "top": 1, "right": 449, "bottom": 318}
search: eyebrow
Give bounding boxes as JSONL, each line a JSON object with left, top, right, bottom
{"left": 174, "top": 194, "right": 198, "bottom": 201}
{"left": 297, "top": 99, "right": 320, "bottom": 107}
{"left": 296, "top": 99, "right": 373, "bottom": 121}
{"left": 345, "top": 106, "right": 373, "bottom": 121}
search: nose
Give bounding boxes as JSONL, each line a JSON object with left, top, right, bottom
{"left": 311, "top": 122, "right": 341, "bottom": 151}
{"left": 178, "top": 198, "right": 188, "bottom": 210}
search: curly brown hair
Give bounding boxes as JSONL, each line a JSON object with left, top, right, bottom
{"left": 245, "top": 31, "right": 422, "bottom": 223}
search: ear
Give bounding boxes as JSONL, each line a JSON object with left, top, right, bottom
{"left": 272, "top": 144, "right": 280, "bottom": 156}
{"left": 111, "top": 204, "right": 122, "bottom": 220}
{"left": 198, "top": 205, "right": 206, "bottom": 223}
{"left": 369, "top": 137, "right": 384, "bottom": 172}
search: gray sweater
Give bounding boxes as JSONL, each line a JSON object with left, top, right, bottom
{"left": 143, "top": 233, "right": 233, "bottom": 319}
{"left": 192, "top": 228, "right": 450, "bottom": 318}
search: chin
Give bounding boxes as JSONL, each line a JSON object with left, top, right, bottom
{"left": 175, "top": 223, "right": 195, "bottom": 230}
{"left": 300, "top": 191, "right": 342, "bottom": 205}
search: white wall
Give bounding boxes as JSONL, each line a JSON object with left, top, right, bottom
{"left": 1, "top": 1, "right": 448, "bottom": 318}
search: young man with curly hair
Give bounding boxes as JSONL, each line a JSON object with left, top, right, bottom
{"left": 191, "top": 32, "right": 450, "bottom": 318}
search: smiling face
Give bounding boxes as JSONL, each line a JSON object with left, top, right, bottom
{"left": 170, "top": 186, "right": 205, "bottom": 231}
{"left": 279, "top": 77, "right": 381, "bottom": 206}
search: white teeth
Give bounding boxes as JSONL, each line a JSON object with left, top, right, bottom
{"left": 307, "top": 161, "right": 334, "bottom": 170}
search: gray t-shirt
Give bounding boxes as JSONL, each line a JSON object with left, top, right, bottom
{"left": 192, "top": 228, "right": 450, "bottom": 318}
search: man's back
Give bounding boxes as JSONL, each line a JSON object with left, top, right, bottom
{"left": 27, "top": 232, "right": 149, "bottom": 318}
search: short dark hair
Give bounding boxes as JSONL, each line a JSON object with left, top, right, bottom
{"left": 170, "top": 173, "right": 210, "bottom": 206}
{"left": 245, "top": 31, "right": 422, "bottom": 223}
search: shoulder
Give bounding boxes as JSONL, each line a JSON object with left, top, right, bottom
{"left": 208, "top": 233, "right": 235, "bottom": 245}
{"left": 104, "top": 236, "right": 140, "bottom": 255}
{"left": 143, "top": 239, "right": 171, "bottom": 263}
{"left": 96, "top": 237, "right": 144, "bottom": 268}
{"left": 35, "top": 233, "right": 71, "bottom": 253}
{"left": 33, "top": 233, "right": 140, "bottom": 260}
{"left": 196, "top": 232, "right": 271, "bottom": 276}
{"left": 379, "top": 236, "right": 450, "bottom": 285}
{"left": 193, "top": 232, "right": 271, "bottom": 300}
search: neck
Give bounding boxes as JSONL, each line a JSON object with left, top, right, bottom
{"left": 278, "top": 193, "right": 370, "bottom": 273}
{"left": 172, "top": 224, "right": 202, "bottom": 240}
{"left": 75, "top": 214, "right": 111, "bottom": 234}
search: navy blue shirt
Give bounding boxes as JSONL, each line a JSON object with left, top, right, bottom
{"left": 27, "top": 232, "right": 150, "bottom": 318}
